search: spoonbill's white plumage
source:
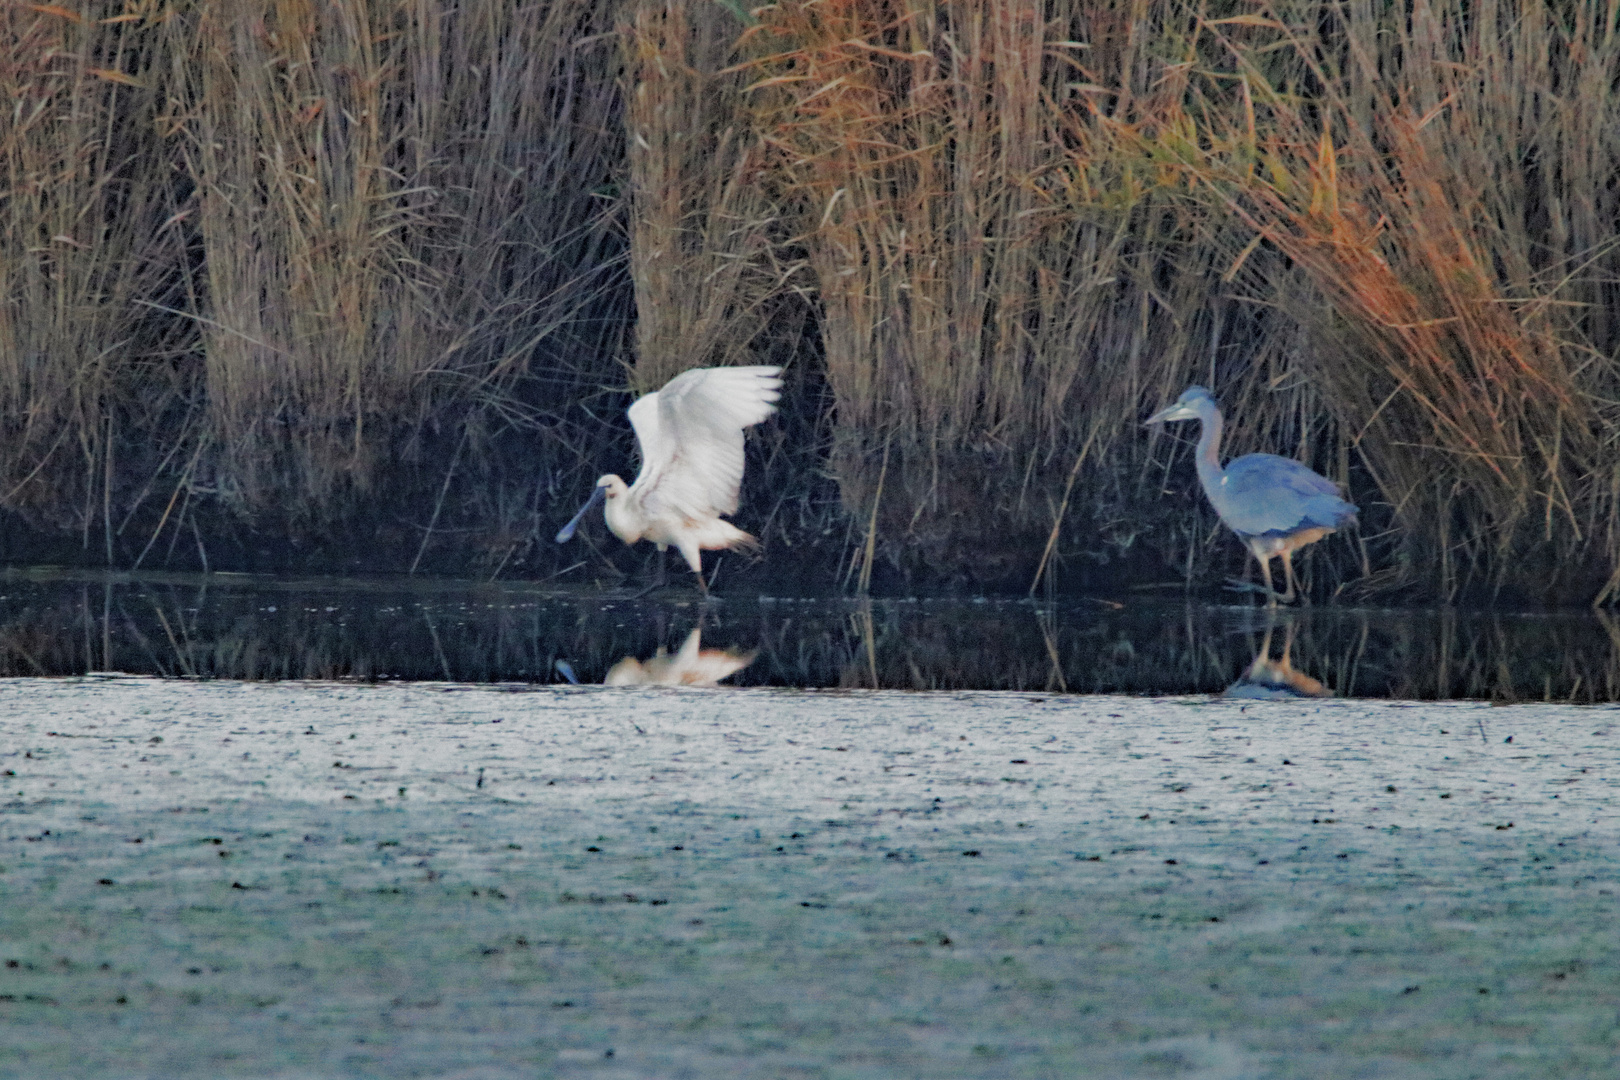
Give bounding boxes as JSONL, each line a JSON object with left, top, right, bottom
{"left": 1146, "top": 385, "right": 1357, "bottom": 606}
{"left": 556, "top": 365, "right": 782, "bottom": 593}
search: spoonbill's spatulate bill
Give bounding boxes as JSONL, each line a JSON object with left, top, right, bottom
{"left": 1146, "top": 386, "right": 1357, "bottom": 606}
{"left": 556, "top": 365, "right": 783, "bottom": 593}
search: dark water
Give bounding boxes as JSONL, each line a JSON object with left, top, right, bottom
{"left": 0, "top": 568, "right": 1616, "bottom": 701}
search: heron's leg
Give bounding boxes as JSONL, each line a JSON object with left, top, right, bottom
{"left": 1224, "top": 544, "right": 1270, "bottom": 596}
{"left": 1277, "top": 549, "right": 1299, "bottom": 605}
{"left": 1258, "top": 553, "right": 1279, "bottom": 608}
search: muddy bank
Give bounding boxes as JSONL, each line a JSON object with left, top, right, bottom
{"left": 2, "top": 678, "right": 1616, "bottom": 1078}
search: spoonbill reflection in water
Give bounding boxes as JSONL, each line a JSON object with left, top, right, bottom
{"left": 603, "top": 627, "right": 757, "bottom": 687}
{"left": 1146, "top": 386, "right": 1356, "bottom": 606}
{"left": 556, "top": 365, "right": 782, "bottom": 594}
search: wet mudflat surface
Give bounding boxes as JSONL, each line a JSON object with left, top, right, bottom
{"left": 2, "top": 677, "right": 1617, "bottom": 1078}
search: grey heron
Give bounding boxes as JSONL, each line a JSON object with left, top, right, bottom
{"left": 1147, "top": 386, "right": 1357, "bottom": 606}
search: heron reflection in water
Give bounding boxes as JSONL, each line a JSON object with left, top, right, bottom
{"left": 554, "top": 626, "right": 756, "bottom": 687}
{"left": 1146, "top": 386, "right": 1357, "bottom": 606}
{"left": 1223, "top": 616, "right": 1333, "bottom": 699}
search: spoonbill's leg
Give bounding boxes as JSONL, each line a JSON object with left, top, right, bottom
{"left": 675, "top": 541, "right": 710, "bottom": 599}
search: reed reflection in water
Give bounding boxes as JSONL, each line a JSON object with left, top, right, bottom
{"left": 0, "top": 570, "right": 1617, "bottom": 700}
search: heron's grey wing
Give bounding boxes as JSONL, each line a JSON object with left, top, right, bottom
{"left": 1220, "top": 454, "right": 1357, "bottom": 537}
{"left": 639, "top": 366, "right": 782, "bottom": 520}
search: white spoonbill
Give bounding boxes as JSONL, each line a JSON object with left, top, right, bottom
{"left": 1146, "top": 386, "right": 1357, "bottom": 606}
{"left": 555, "top": 365, "right": 782, "bottom": 593}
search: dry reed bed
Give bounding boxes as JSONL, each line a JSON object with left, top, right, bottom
{"left": 1, "top": 1, "right": 1617, "bottom": 601}
{"left": 1, "top": 0, "right": 627, "bottom": 573}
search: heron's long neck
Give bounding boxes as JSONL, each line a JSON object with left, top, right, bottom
{"left": 1194, "top": 403, "right": 1225, "bottom": 493}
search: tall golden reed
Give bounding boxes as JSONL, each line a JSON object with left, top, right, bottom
{"left": 727, "top": 0, "right": 1620, "bottom": 599}
{"left": 162, "top": 0, "right": 625, "bottom": 517}
{"left": 622, "top": 0, "right": 791, "bottom": 394}
{"left": 736, "top": 1, "right": 1286, "bottom": 586}
{"left": 1147, "top": 0, "right": 1620, "bottom": 600}
{"left": 3, "top": 0, "right": 1620, "bottom": 601}
{"left": 0, "top": 3, "right": 181, "bottom": 558}
{"left": 1, "top": 0, "right": 625, "bottom": 566}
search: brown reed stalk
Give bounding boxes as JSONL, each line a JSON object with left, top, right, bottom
{"left": 738, "top": 1, "right": 1248, "bottom": 584}
{"left": 154, "top": 0, "right": 627, "bottom": 523}
{"left": 622, "top": 0, "right": 793, "bottom": 394}
{"left": 1150, "top": 0, "right": 1620, "bottom": 599}
{"left": 0, "top": 2, "right": 185, "bottom": 545}
{"left": 161, "top": 1, "right": 439, "bottom": 513}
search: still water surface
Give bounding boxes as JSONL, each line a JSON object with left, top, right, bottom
{"left": 1, "top": 568, "right": 1615, "bottom": 701}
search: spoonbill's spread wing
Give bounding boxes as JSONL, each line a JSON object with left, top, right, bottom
{"left": 626, "top": 394, "right": 665, "bottom": 490}
{"left": 632, "top": 365, "right": 781, "bottom": 520}
{"left": 1220, "top": 453, "right": 1357, "bottom": 537}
